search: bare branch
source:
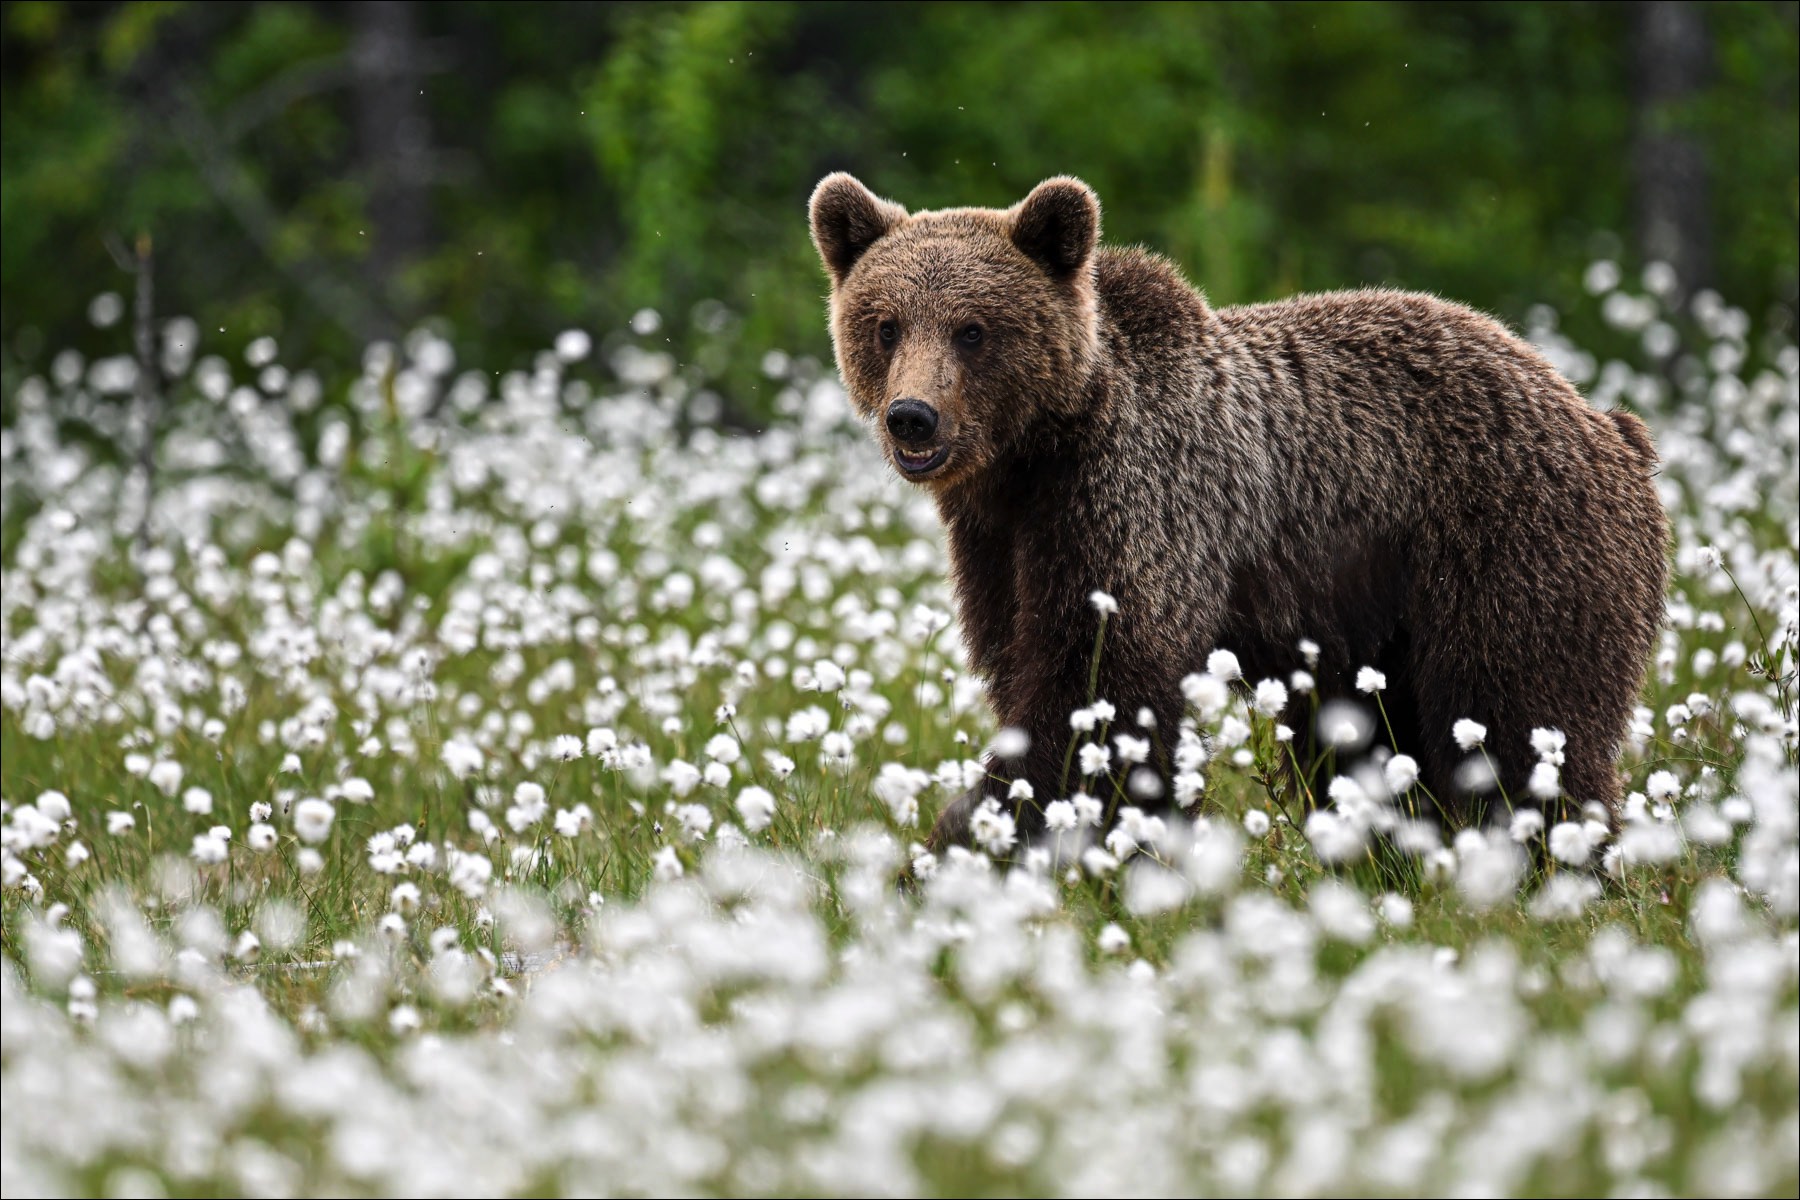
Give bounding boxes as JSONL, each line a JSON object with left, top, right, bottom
{"left": 131, "top": 233, "right": 159, "bottom": 551}
{"left": 162, "top": 85, "right": 390, "bottom": 342}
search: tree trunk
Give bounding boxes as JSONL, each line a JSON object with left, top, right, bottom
{"left": 1630, "top": 0, "right": 1713, "bottom": 301}
{"left": 352, "top": 1, "right": 431, "bottom": 327}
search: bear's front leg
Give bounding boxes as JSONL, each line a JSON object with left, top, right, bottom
{"left": 928, "top": 667, "right": 1183, "bottom": 855}
{"left": 926, "top": 783, "right": 984, "bottom": 852}
{"left": 924, "top": 703, "right": 1071, "bottom": 855}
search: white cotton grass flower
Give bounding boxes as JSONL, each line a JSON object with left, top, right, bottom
{"left": 1531, "top": 727, "right": 1567, "bottom": 764}
{"left": 1106, "top": 824, "right": 1141, "bottom": 860}
{"left": 1682, "top": 803, "right": 1732, "bottom": 846}
{"left": 1618, "top": 820, "right": 1682, "bottom": 866}
{"left": 1114, "top": 734, "right": 1151, "bottom": 765}
{"left": 1318, "top": 700, "right": 1375, "bottom": 752}
{"left": 1311, "top": 880, "right": 1376, "bottom": 944}
{"left": 1078, "top": 742, "right": 1112, "bottom": 777}
{"left": 1174, "top": 733, "right": 1208, "bottom": 771}
{"left": 1328, "top": 775, "right": 1371, "bottom": 811}
{"left": 1205, "top": 649, "right": 1242, "bottom": 682}
{"left": 447, "top": 850, "right": 492, "bottom": 898}
{"left": 1251, "top": 678, "right": 1288, "bottom": 717}
{"left": 1081, "top": 845, "right": 1119, "bottom": 877}
{"left": 442, "top": 738, "right": 484, "bottom": 779}
{"left": 1384, "top": 754, "right": 1421, "bottom": 794}
{"left": 1528, "top": 761, "right": 1561, "bottom": 800}
{"left": 549, "top": 735, "right": 583, "bottom": 762}
{"left": 992, "top": 726, "right": 1030, "bottom": 758}
{"left": 1089, "top": 589, "right": 1118, "bottom": 616}
{"left": 1355, "top": 667, "right": 1387, "bottom": 693}
{"left": 651, "top": 845, "right": 684, "bottom": 882}
{"left": 1243, "top": 809, "right": 1271, "bottom": 838}
{"left": 1180, "top": 677, "right": 1232, "bottom": 728}
{"left": 33, "top": 792, "right": 71, "bottom": 824}
{"left": 1126, "top": 768, "right": 1162, "bottom": 801}
{"left": 663, "top": 760, "right": 701, "bottom": 797}
{"left": 673, "top": 804, "right": 713, "bottom": 843}
{"left": 1530, "top": 873, "right": 1602, "bottom": 920}
{"left": 181, "top": 787, "right": 213, "bottom": 815}
{"left": 106, "top": 811, "right": 136, "bottom": 836}
{"left": 1305, "top": 810, "right": 1367, "bottom": 864}
{"left": 1096, "top": 922, "right": 1130, "bottom": 955}
{"left": 1065, "top": 791, "right": 1094, "bottom": 831}
{"left": 872, "top": 763, "right": 927, "bottom": 826}
{"left": 507, "top": 783, "right": 548, "bottom": 832}
{"left": 969, "top": 800, "right": 1017, "bottom": 857}
{"left": 292, "top": 798, "right": 335, "bottom": 845}
{"left": 553, "top": 806, "right": 592, "bottom": 837}
{"left": 1044, "top": 800, "right": 1078, "bottom": 833}
{"left": 1549, "top": 820, "right": 1592, "bottom": 866}
{"left": 390, "top": 881, "right": 422, "bottom": 913}
{"left": 1644, "top": 770, "right": 1681, "bottom": 803}
{"left": 819, "top": 730, "right": 855, "bottom": 770}
{"left": 1453, "top": 829, "right": 1524, "bottom": 910}
{"left": 8, "top": 806, "right": 62, "bottom": 852}
{"left": 1509, "top": 809, "right": 1545, "bottom": 844}
{"left": 553, "top": 328, "right": 591, "bottom": 362}
{"left": 734, "top": 786, "right": 776, "bottom": 833}
{"left": 1452, "top": 719, "right": 1487, "bottom": 751}
{"left": 148, "top": 760, "right": 184, "bottom": 797}
{"left": 705, "top": 733, "right": 742, "bottom": 764}
{"left": 1455, "top": 756, "right": 1497, "bottom": 794}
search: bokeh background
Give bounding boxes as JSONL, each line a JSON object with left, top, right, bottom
{"left": 3, "top": 0, "right": 1796, "bottom": 411}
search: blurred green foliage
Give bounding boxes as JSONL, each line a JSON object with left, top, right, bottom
{"left": 2, "top": 1, "right": 1796, "bottom": 407}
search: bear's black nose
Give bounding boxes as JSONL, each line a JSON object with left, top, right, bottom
{"left": 887, "top": 399, "right": 938, "bottom": 445}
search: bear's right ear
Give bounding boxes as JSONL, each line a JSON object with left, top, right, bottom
{"left": 809, "top": 173, "right": 907, "bottom": 284}
{"left": 1011, "top": 176, "right": 1101, "bottom": 280}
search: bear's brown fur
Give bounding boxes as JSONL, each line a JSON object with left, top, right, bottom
{"left": 809, "top": 173, "right": 1669, "bottom": 850}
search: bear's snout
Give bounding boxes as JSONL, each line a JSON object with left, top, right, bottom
{"left": 886, "top": 399, "right": 939, "bottom": 446}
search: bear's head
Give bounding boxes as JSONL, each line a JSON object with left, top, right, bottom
{"left": 809, "top": 173, "right": 1102, "bottom": 488}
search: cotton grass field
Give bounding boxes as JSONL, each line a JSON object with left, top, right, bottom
{"left": 2, "top": 270, "right": 1796, "bottom": 1198}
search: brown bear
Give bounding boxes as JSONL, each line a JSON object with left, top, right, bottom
{"left": 808, "top": 172, "right": 1668, "bottom": 851}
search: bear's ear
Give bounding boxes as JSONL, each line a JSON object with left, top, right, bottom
{"left": 1011, "top": 176, "right": 1101, "bottom": 279}
{"left": 810, "top": 173, "right": 907, "bottom": 284}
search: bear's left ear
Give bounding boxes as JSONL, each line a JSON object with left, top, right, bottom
{"left": 810, "top": 173, "right": 908, "bottom": 285}
{"left": 1011, "top": 176, "right": 1101, "bottom": 280}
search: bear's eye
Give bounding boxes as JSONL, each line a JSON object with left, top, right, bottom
{"left": 958, "top": 324, "right": 984, "bottom": 346}
{"left": 878, "top": 320, "right": 898, "bottom": 345}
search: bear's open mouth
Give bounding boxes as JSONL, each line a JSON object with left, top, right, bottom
{"left": 893, "top": 445, "right": 949, "bottom": 475}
